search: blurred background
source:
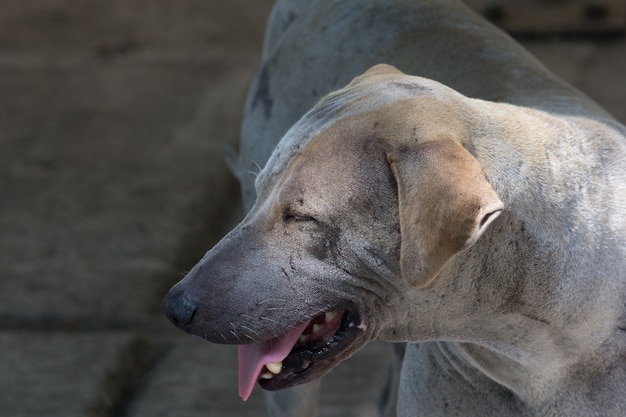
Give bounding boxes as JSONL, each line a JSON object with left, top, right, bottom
{"left": 0, "top": 1, "right": 624, "bottom": 416}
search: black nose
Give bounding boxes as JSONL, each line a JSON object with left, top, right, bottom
{"left": 162, "top": 288, "right": 197, "bottom": 327}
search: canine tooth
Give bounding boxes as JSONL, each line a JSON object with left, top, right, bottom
{"left": 260, "top": 372, "right": 274, "bottom": 380}
{"left": 299, "top": 334, "right": 310, "bottom": 343}
{"left": 325, "top": 311, "right": 338, "bottom": 322}
{"left": 313, "top": 323, "right": 323, "bottom": 334}
{"left": 266, "top": 361, "right": 283, "bottom": 375}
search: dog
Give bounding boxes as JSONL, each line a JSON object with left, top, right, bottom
{"left": 163, "top": 0, "right": 626, "bottom": 416}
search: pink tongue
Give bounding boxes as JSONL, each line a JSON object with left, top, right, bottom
{"left": 237, "top": 320, "right": 311, "bottom": 401}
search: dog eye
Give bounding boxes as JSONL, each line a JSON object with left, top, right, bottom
{"left": 283, "top": 212, "right": 317, "bottom": 223}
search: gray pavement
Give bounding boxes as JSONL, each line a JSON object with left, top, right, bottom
{"left": 0, "top": 1, "right": 625, "bottom": 416}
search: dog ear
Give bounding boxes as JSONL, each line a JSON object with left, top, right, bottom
{"left": 362, "top": 64, "right": 404, "bottom": 77}
{"left": 387, "top": 139, "right": 503, "bottom": 287}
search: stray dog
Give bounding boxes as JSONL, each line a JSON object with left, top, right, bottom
{"left": 163, "top": 0, "right": 626, "bottom": 416}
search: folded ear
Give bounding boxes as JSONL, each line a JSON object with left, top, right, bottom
{"left": 387, "top": 139, "right": 503, "bottom": 287}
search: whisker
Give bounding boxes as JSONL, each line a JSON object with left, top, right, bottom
{"left": 229, "top": 322, "right": 243, "bottom": 343}
{"left": 242, "top": 159, "right": 264, "bottom": 179}
{"left": 264, "top": 306, "right": 287, "bottom": 311}
{"left": 256, "top": 298, "right": 287, "bottom": 306}
{"left": 240, "top": 325, "right": 261, "bottom": 343}
{"left": 259, "top": 316, "right": 281, "bottom": 325}
{"left": 230, "top": 330, "right": 243, "bottom": 343}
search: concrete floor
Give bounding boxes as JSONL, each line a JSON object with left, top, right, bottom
{"left": 0, "top": 1, "right": 625, "bottom": 416}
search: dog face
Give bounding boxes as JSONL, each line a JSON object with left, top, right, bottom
{"left": 163, "top": 65, "right": 503, "bottom": 397}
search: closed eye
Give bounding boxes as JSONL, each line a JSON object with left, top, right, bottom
{"left": 283, "top": 212, "right": 317, "bottom": 223}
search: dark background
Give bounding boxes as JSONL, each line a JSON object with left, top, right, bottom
{"left": 0, "top": 1, "right": 624, "bottom": 416}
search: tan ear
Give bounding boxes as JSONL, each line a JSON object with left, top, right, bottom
{"left": 347, "top": 65, "right": 404, "bottom": 89}
{"left": 362, "top": 64, "right": 404, "bottom": 77}
{"left": 388, "top": 139, "right": 503, "bottom": 287}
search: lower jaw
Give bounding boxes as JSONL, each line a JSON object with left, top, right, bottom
{"left": 258, "top": 357, "right": 323, "bottom": 390}
{"left": 258, "top": 332, "right": 364, "bottom": 390}
{"left": 258, "top": 309, "right": 368, "bottom": 390}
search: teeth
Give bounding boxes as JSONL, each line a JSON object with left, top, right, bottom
{"left": 265, "top": 361, "right": 283, "bottom": 375}
{"left": 260, "top": 372, "right": 273, "bottom": 380}
{"left": 313, "top": 323, "right": 323, "bottom": 334}
{"left": 325, "top": 311, "right": 338, "bottom": 322}
{"left": 299, "top": 334, "right": 310, "bottom": 344}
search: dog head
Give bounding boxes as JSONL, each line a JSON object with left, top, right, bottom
{"left": 163, "top": 64, "right": 503, "bottom": 397}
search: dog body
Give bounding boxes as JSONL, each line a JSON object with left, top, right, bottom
{"left": 237, "top": 0, "right": 615, "bottom": 212}
{"left": 164, "top": 1, "right": 626, "bottom": 416}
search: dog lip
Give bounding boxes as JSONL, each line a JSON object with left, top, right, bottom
{"left": 257, "top": 309, "right": 365, "bottom": 391}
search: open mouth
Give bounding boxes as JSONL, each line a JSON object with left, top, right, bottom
{"left": 237, "top": 309, "right": 362, "bottom": 400}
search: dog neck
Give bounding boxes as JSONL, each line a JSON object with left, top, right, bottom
{"left": 378, "top": 102, "right": 626, "bottom": 411}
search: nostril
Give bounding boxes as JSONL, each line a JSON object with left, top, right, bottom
{"left": 163, "top": 290, "right": 197, "bottom": 327}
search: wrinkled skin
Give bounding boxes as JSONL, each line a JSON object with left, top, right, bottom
{"left": 165, "top": 88, "right": 406, "bottom": 382}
